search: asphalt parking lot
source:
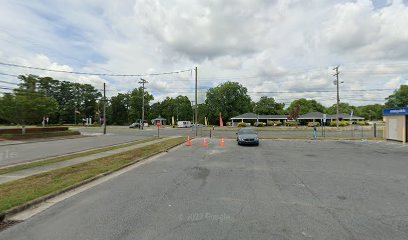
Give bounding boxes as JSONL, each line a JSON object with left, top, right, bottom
{"left": 2, "top": 138, "right": 408, "bottom": 239}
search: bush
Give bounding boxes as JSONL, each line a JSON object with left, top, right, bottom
{"left": 330, "top": 121, "right": 350, "bottom": 127}
{"left": 267, "top": 121, "right": 282, "bottom": 126}
{"left": 256, "top": 122, "right": 265, "bottom": 127}
{"left": 357, "top": 121, "right": 369, "bottom": 126}
{"left": 307, "top": 122, "right": 320, "bottom": 127}
{"left": 285, "top": 121, "right": 299, "bottom": 127}
{"left": 237, "top": 122, "right": 247, "bottom": 128}
{"left": 226, "top": 122, "right": 231, "bottom": 126}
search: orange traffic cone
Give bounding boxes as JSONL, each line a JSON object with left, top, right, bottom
{"left": 203, "top": 138, "right": 208, "bottom": 146}
{"left": 187, "top": 136, "right": 191, "bottom": 146}
{"left": 221, "top": 137, "right": 225, "bottom": 147}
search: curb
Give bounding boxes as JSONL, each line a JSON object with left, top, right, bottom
{"left": 0, "top": 134, "right": 85, "bottom": 147}
{"left": 0, "top": 138, "right": 160, "bottom": 170}
{"left": 0, "top": 139, "right": 185, "bottom": 222}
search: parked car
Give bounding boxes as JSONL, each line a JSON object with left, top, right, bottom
{"left": 236, "top": 128, "right": 259, "bottom": 146}
{"left": 129, "top": 122, "right": 140, "bottom": 128}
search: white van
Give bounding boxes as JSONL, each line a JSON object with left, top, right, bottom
{"left": 177, "top": 121, "right": 192, "bottom": 128}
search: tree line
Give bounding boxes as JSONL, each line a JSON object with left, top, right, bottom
{"left": 0, "top": 75, "right": 407, "bottom": 130}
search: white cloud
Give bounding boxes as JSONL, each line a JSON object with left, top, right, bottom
{"left": 0, "top": 0, "right": 407, "bottom": 107}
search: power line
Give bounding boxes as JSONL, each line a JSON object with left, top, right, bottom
{"left": 0, "top": 72, "right": 19, "bottom": 77}
{"left": 247, "top": 88, "right": 393, "bottom": 94}
{"left": 0, "top": 80, "right": 19, "bottom": 85}
{"left": 0, "top": 61, "right": 192, "bottom": 77}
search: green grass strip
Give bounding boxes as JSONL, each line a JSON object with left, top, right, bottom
{"left": 0, "top": 138, "right": 160, "bottom": 175}
{"left": 0, "top": 137, "right": 185, "bottom": 214}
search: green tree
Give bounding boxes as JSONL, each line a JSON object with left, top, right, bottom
{"left": 253, "top": 96, "right": 285, "bottom": 115}
{"left": 326, "top": 103, "right": 356, "bottom": 115}
{"left": 287, "top": 98, "right": 325, "bottom": 115}
{"left": 129, "top": 87, "right": 154, "bottom": 122}
{"left": 205, "top": 81, "right": 252, "bottom": 124}
{"left": 385, "top": 85, "right": 408, "bottom": 108}
{"left": 110, "top": 93, "right": 130, "bottom": 125}
{"left": 355, "top": 104, "right": 384, "bottom": 120}
{"left": 18, "top": 75, "right": 102, "bottom": 124}
{"left": 0, "top": 92, "right": 58, "bottom": 134}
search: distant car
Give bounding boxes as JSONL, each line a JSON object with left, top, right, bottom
{"left": 129, "top": 122, "right": 140, "bottom": 128}
{"left": 237, "top": 128, "right": 259, "bottom": 146}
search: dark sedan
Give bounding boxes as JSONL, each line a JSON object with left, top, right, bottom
{"left": 237, "top": 128, "right": 259, "bottom": 146}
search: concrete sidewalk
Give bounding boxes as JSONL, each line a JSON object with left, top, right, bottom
{"left": 0, "top": 136, "right": 180, "bottom": 185}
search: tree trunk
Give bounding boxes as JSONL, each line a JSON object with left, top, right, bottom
{"left": 21, "top": 125, "right": 26, "bottom": 135}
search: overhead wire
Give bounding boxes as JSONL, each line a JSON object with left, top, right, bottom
{"left": 0, "top": 61, "right": 192, "bottom": 77}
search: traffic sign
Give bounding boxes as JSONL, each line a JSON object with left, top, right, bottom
{"left": 323, "top": 114, "right": 327, "bottom": 123}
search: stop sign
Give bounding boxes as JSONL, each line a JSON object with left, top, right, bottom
{"left": 156, "top": 122, "right": 161, "bottom": 127}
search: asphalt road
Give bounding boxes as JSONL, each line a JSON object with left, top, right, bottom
{"left": 0, "top": 133, "right": 149, "bottom": 167}
{"left": 1, "top": 139, "right": 408, "bottom": 239}
{"left": 0, "top": 125, "right": 382, "bottom": 167}
{"left": 0, "top": 126, "right": 192, "bottom": 166}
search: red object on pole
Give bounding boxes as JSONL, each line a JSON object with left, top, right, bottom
{"left": 187, "top": 136, "right": 191, "bottom": 146}
{"left": 219, "top": 113, "right": 224, "bottom": 127}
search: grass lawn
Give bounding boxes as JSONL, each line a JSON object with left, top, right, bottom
{"left": 0, "top": 137, "right": 185, "bottom": 214}
{"left": 0, "top": 130, "right": 80, "bottom": 140}
{"left": 0, "top": 137, "right": 160, "bottom": 175}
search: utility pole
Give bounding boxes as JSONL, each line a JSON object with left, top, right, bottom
{"left": 139, "top": 78, "right": 148, "bottom": 130}
{"left": 103, "top": 83, "right": 107, "bottom": 135}
{"left": 333, "top": 66, "right": 340, "bottom": 128}
{"left": 191, "top": 100, "right": 195, "bottom": 126}
{"left": 195, "top": 67, "right": 198, "bottom": 137}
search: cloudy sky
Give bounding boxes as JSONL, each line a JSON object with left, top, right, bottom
{"left": 0, "top": 0, "right": 407, "bottom": 107}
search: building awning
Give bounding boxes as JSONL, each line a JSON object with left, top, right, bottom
{"left": 331, "top": 113, "right": 364, "bottom": 120}
{"left": 230, "top": 113, "right": 289, "bottom": 120}
{"left": 298, "top": 112, "right": 330, "bottom": 120}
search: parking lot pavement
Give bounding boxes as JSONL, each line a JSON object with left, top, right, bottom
{"left": 1, "top": 139, "right": 408, "bottom": 239}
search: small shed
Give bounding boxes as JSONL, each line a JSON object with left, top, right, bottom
{"left": 151, "top": 116, "right": 167, "bottom": 126}
{"left": 383, "top": 107, "right": 408, "bottom": 143}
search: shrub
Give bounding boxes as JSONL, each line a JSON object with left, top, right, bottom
{"left": 274, "top": 121, "right": 282, "bottom": 126}
{"left": 256, "top": 122, "right": 265, "bottom": 127}
{"left": 226, "top": 122, "right": 231, "bottom": 126}
{"left": 357, "top": 121, "right": 369, "bottom": 126}
{"left": 330, "top": 121, "right": 350, "bottom": 127}
{"left": 237, "top": 122, "right": 247, "bottom": 128}
{"left": 307, "top": 122, "right": 320, "bottom": 127}
{"left": 285, "top": 121, "right": 299, "bottom": 127}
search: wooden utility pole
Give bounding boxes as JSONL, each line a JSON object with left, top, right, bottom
{"left": 333, "top": 66, "right": 340, "bottom": 128}
{"left": 139, "top": 78, "right": 148, "bottom": 130}
{"left": 195, "top": 67, "right": 198, "bottom": 137}
{"left": 103, "top": 82, "right": 107, "bottom": 135}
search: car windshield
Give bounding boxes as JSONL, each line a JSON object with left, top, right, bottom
{"left": 239, "top": 128, "right": 256, "bottom": 135}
